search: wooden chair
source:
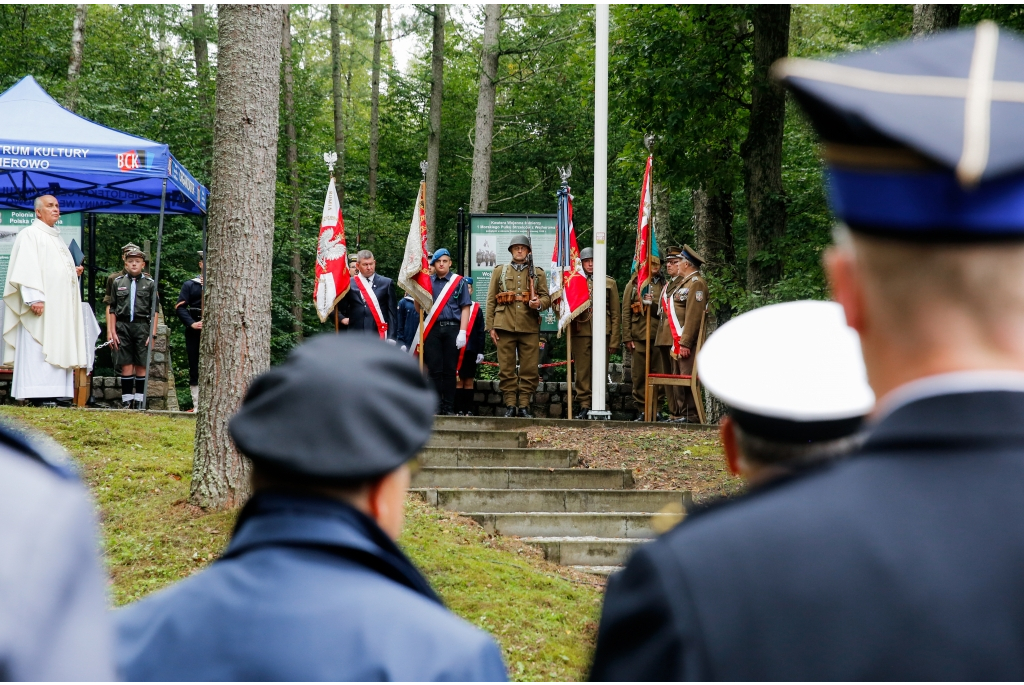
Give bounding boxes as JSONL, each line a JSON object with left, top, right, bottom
{"left": 645, "top": 306, "right": 708, "bottom": 424}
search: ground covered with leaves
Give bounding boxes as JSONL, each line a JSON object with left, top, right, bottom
{"left": 0, "top": 407, "right": 603, "bottom": 682}
{"left": 529, "top": 424, "right": 743, "bottom": 502}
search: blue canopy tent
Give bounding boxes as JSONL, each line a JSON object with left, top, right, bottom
{"left": 0, "top": 75, "right": 209, "bottom": 408}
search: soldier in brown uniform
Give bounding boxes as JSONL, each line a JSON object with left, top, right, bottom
{"left": 655, "top": 245, "right": 708, "bottom": 423}
{"left": 485, "top": 235, "right": 551, "bottom": 418}
{"left": 569, "top": 247, "right": 620, "bottom": 419}
{"left": 621, "top": 255, "right": 665, "bottom": 420}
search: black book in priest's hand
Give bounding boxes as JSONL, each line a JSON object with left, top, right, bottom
{"left": 68, "top": 239, "right": 84, "bottom": 267}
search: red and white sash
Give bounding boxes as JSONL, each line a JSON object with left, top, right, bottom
{"left": 411, "top": 273, "right": 463, "bottom": 355}
{"left": 353, "top": 275, "right": 388, "bottom": 339}
{"left": 661, "top": 285, "right": 683, "bottom": 356}
{"left": 457, "top": 302, "right": 480, "bottom": 374}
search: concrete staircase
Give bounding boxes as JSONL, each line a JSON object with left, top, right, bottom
{"left": 412, "top": 421, "right": 691, "bottom": 575}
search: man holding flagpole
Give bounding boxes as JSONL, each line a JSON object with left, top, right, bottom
{"left": 416, "top": 249, "right": 471, "bottom": 415}
{"left": 338, "top": 250, "right": 397, "bottom": 341}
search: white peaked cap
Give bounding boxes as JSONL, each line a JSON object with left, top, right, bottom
{"left": 698, "top": 300, "right": 875, "bottom": 431}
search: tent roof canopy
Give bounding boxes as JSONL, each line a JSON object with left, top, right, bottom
{"left": 0, "top": 76, "right": 208, "bottom": 215}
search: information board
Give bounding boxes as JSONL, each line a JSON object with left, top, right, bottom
{"left": 0, "top": 210, "right": 83, "bottom": 289}
{"left": 469, "top": 214, "right": 558, "bottom": 332}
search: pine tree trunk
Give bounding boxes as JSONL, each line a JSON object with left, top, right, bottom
{"left": 282, "top": 7, "right": 302, "bottom": 339}
{"left": 470, "top": 4, "right": 500, "bottom": 214}
{"left": 191, "top": 5, "right": 210, "bottom": 115}
{"left": 330, "top": 4, "right": 346, "bottom": 206}
{"left": 425, "top": 5, "right": 446, "bottom": 252}
{"left": 192, "top": 4, "right": 283, "bottom": 510}
{"left": 912, "top": 4, "right": 961, "bottom": 36}
{"left": 66, "top": 4, "right": 87, "bottom": 112}
{"left": 742, "top": 4, "right": 790, "bottom": 294}
{"left": 368, "top": 5, "right": 383, "bottom": 210}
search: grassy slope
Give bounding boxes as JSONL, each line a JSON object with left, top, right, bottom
{"left": 0, "top": 407, "right": 601, "bottom": 682}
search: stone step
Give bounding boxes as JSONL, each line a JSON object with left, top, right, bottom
{"left": 412, "top": 488, "right": 687, "bottom": 513}
{"left": 464, "top": 511, "right": 679, "bottom": 538}
{"left": 417, "top": 447, "right": 579, "bottom": 468}
{"left": 412, "top": 467, "right": 634, "bottom": 491}
{"left": 427, "top": 429, "right": 527, "bottom": 449}
{"left": 433, "top": 415, "right": 716, "bottom": 431}
{"left": 522, "top": 536, "right": 645, "bottom": 566}
{"left": 570, "top": 565, "right": 621, "bottom": 577}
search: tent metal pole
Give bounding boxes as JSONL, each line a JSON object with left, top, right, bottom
{"left": 88, "top": 213, "right": 97, "bottom": 308}
{"left": 141, "top": 178, "right": 168, "bottom": 410}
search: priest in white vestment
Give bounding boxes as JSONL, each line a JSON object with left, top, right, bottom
{"left": 2, "top": 195, "right": 86, "bottom": 402}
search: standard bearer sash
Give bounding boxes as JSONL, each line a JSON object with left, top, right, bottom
{"left": 457, "top": 301, "right": 480, "bottom": 376}
{"left": 411, "top": 273, "right": 463, "bottom": 356}
{"left": 661, "top": 285, "right": 684, "bottom": 356}
{"left": 354, "top": 275, "right": 388, "bottom": 339}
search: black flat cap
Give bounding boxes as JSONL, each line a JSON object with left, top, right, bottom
{"left": 229, "top": 334, "right": 436, "bottom": 481}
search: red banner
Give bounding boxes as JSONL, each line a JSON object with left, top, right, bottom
{"left": 314, "top": 176, "right": 350, "bottom": 322}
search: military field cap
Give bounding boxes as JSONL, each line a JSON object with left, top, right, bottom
{"left": 124, "top": 248, "right": 146, "bottom": 260}
{"left": 580, "top": 247, "right": 594, "bottom": 260}
{"left": 650, "top": 255, "right": 661, "bottom": 266}
{"left": 681, "top": 244, "right": 705, "bottom": 267}
{"left": 698, "top": 300, "right": 875, "bottom": 443}
{"left": 431, "top": 248, "right": 451, "bottom": 264}
{"left": 121, "top": 242, "right": 140, "bottom": 256}
{"left": 774, "top": 22, "right": 1024, "bottom": 239}
{"left": 663, "top": 246, "right": 683, "bottom": 261}
{"left": 229, "top": 334, "right": 436, "bottom": 481}
{"left": 508, "top": 234, "right": 532, "bottom": 252}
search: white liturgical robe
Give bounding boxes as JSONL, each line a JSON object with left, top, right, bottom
{"left": 2, "top": 219, "right": 86, "bottom": 399}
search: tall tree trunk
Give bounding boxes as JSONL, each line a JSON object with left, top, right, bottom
{"left": 742, "top": 4, "right": 790, "bottom": 293}
{"left": 470, "top": 4, "right": 500, "bottom": 214}
{"left": 425, "top": 5, "right": 446, "bottom": 252}
{"left": 912, "top": 4, "right": 961, "bottom": 36}
{"left": 191, "top": 5, "right": 210, "bottom": 114}
{"left": 66, "top": 4, "right": 86, "bottom": 112}
{"left": 192, "top": 4, "right": 283, "bottom": 509}
{"left": 282, "top": 7, "right": 302, "bottom": 339}
{"left": 368, "top": 5, "right": 383, "bottom": 210}
{"left": 652, "top": 182, "right": 671, "bottom": 253}
{"left": 329, "top": 4, "right": 346, "bottom": 206}
{"left": 692, "top": 185, "right": 735, "bottom": 284}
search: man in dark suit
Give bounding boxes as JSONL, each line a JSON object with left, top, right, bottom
{"left": 338, "top": 250, "right": 397, "bottom": 342}
{"left": 591, "top": 24, "right": 1024, "bottom": 681}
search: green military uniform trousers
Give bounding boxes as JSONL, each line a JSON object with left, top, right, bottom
{"left": 495, "top": 331, "right": 540, "bottom": 408}
{"left": 570, "top": 334, "right": 615, "bottom": 410}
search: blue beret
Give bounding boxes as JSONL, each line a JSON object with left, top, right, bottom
{"left": 431, "top": 248, "right": 451, "bottom": 264}
{"left": 463, "top": 277, "right": 474, "bottom": 285}
{"left": 776, "top": 22, "right": 1024, "bottom": 238}
{"left": 229, "top": 335, "right": 436, "bottom": 481}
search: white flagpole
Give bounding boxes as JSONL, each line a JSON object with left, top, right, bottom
{"left": 590, "top": 4, "right": 610, "bottom": 420}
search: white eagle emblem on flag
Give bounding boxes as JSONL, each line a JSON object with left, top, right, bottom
{"left": 317, "top": 227, "right": 347, "bottom": 270}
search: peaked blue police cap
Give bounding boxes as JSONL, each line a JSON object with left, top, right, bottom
{"left": 775, "top": 21, "right": 1024, "bottom": 239}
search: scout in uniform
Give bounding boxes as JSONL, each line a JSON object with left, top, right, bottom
{"left": 104, "top": 242, "right": 143, "bottom": 344}
{"left": 109, "top": 248, "right": 157, "bottom": 409}
{"left": 621, "top": 255, "right": 665, "bottom": 420}
{"left": 421, "top": 248, "right": 472, "bottom": 415}
{"left": 175, "top": 251, "right": 203, "bottom": 411}
{"left": 569, "top": 246, "right": 620, "bottom": 419}
{"left": 654, "top": 245, "right": 708, "bottom": 423}
{"left": 117, "top": 335, "right": 507, "bottom": 680}
{"left": 592, "top": 23, "right": 1024, "bottom": 681}
{"left": 485, "top": 234, "right": 551, "bottom": 418}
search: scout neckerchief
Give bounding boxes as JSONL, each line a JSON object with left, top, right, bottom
{"left": 411, "top": 272, "right": 463, "bottom": 356}
{"left": 661, "top": 279, "right": 684, "bottom": 356}
{"left": 353, "top": 274, "right": 388, "bottom": 339}
{"left": 457, "top": 301, "right": 480, "bottom": 375}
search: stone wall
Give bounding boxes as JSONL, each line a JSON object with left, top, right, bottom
{"left": 471, "top": 362, "right": 636, "bottom": 420}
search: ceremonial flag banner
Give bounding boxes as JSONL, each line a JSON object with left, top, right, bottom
{"left": 314, "top": 176, "right": 350, "bottom": 323}
{"left": 631, "top": 155, "right": 658, "bottom": 289}
{"left": 398, "top": 181, "right": 434, "bottom": 312}
{"left": 551, "top": 184, "right": 589, "bottom": 332}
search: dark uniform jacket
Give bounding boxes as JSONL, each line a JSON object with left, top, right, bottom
{"left": 117, "top": 492, "right": 507, "bottom": 681}
{"left": 111, "top": 272, "right": 156, "bottom": 322}
{"left": 621, "top": 274, "right": 665, "bottom": 345}
{"left": 591, "top": 389, "right": 1024, "bottom": 681}
{"left": 175, "top": 277, "right": 203, "bottom": 328}
{"left": 466, "top": 302, "right": 486, "bottom": 354}
{"left": 571, "top": 276, "right": 621, "bottom": 349}
{"left": 395, "top": 296, "right": 419, "bottom": 349}
{"left": 485, "top": 263, "right": 550, "bottom": 333}
{"left": 655, "top": 272, "right": 708, "bottom": 350}
{"left": 338, "top": 274, "right": 398, "bottom": 340}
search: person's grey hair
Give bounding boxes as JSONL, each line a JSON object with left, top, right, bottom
{"left": 733, "top": 421, "right": 866, "bottom": 467}
{"left": 33, "top": 195, "right": 53, "bottom": 211}
{"left": 356, "top": 250, "right": 374, "bottom": 261}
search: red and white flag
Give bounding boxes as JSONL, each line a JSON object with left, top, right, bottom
{"left": 633, "top": 155, "right": 654, "bottom": 292}
{"left": 550, "top": 184, "right": 589, "bottom": 332}
{"left": 314, "top": 176, "right": 350, "bottom": 322}
{"left": 398, "top": 180, "right": 434, "bottom": 312}
{"left": 661, "top": 286, "right": 684, "bottom": 356}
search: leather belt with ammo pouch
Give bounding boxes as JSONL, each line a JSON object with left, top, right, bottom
{"left": 496, "top": 292, "right": 531, "bottom": 304}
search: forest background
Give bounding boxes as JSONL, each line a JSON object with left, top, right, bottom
{"left": 3, "top": 3, "right": 1022, "bottom": 409}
